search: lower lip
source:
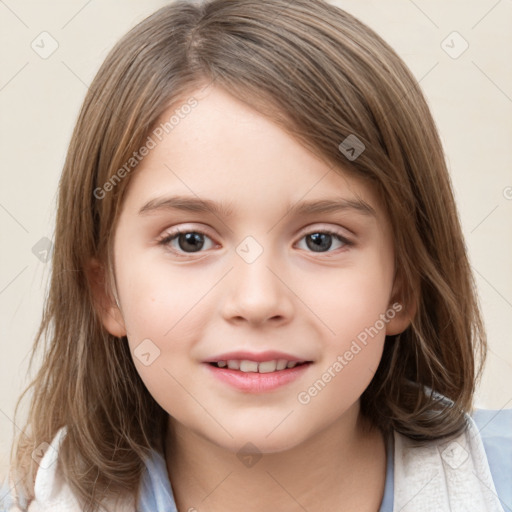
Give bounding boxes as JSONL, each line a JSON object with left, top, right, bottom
{"left": 203, "top": 362, "right": 313, "bottom": 393}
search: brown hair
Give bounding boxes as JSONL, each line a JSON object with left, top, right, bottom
{"left": 10, "top": 0, "right": 486, "bottom": 510}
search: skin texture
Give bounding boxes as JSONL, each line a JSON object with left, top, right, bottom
{"left": 91, "top": 85, "right": 413, "bottom": 511}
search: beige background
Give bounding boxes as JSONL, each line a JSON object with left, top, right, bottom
{"left": 1, "top": 0, "right": 511, "bottom": 478}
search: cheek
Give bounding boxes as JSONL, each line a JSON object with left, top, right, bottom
{"left": 299, "top": 259, "right": 394, "bottom": 344}
{"left": 116, "top": 252, "right": 213, "bottom": 340}
{"left": 295, "top": 255, "right": 393, "bottom": 399}
{"left": 114, "top": 257, "right": 214, "bottom": 405}
{"left": 296, "top": 267, "right": 391, "bottom": 413}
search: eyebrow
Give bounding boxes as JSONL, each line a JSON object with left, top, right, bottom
{"left": 138, "top": 195, "right": 376, "bottom": 218}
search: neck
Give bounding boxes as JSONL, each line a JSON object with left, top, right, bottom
{"left": 164, "top": 405, "right": 387, "bottom": 512}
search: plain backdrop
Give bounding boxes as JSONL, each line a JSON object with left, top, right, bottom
{"left": 1, "top": 0, "right": 511, "bottom": 477}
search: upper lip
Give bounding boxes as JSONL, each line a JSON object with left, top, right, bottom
{"left": 203, "top": 350, "right": 313, "bottom": 363}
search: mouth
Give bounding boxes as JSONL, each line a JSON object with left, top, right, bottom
{"left": 203, "top": 360, "right": 314, "bottom": 393}
{"left": 207, "top": 359, "right": 313, "bottom": 373}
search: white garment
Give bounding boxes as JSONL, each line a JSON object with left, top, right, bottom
{"left": 4, "top": 426, "right": 133, "bottom": 512}
{"left": 393, "top": 414, "right": 505, "bottom": 511}
{"left": 4, "top": 413, "right": 506, "bottom": 511}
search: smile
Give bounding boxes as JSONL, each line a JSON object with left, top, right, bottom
{"left": 210, "top": 359, "right": 310, "bottom": 373}
{"left": 203, "top": 361, "right": 313, "bottom": 393}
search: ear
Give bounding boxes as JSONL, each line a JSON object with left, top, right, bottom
{"left": 385, "top": 270, "right": 417, "bottom": 336}
{"left": 85, "top": 258, "right": 127, "bottom": 338}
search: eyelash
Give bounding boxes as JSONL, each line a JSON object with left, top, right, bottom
{"left": 157, "top": 226, "right": 354, "bottom": 258}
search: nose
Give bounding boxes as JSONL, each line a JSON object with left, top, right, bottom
{"left": 220, "top": 248, "right": 294, "bottom": 326}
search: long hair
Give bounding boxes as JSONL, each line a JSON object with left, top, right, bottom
{"left": 10, "top": 0, "right": 486, "bottom": 509}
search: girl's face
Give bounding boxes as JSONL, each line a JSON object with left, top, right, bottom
{"left": 96, "top": 85, "right": 410, "bottom": 453}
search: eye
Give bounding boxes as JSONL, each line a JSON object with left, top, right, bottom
{"left": 295, "top": 230, "right": 352, "bottom": 253}
{"left": 158, "top": 227, "right": 353, "bottom": 257}
{"left": 158, "top": 228, "right": 216, "bottom": 255}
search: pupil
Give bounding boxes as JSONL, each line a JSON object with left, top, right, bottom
{"left": 179, "top": 233, "right": 204, "bottom": 252}
{"left": 306, "top": 233, "right": 332, "bottom": 252}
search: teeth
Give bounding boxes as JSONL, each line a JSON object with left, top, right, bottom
{"left": 239, "top": 360, "right": 259, "bottom": 372}
{"left": 215, "top": 359, "right": 306, "bottom": 373}
{"left": 258, "top": 360, "right": 277, "bottom": 373}
{"left": 227, "top": 360, "right": 240, "bottom": 370}
{"left": 276, "top": 359, "right": 288, "bottom": 370}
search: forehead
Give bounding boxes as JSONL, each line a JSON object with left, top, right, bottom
{"left": 121, "top": 85, "right": 384, "bottom": 221}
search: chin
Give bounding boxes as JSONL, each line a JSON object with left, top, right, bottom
{"left": 206, "top": 422, "right": 309, "bottom": 455}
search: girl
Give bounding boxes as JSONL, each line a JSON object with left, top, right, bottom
{"left": 2, "top": 0, "right": 511, "bottom": 511}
